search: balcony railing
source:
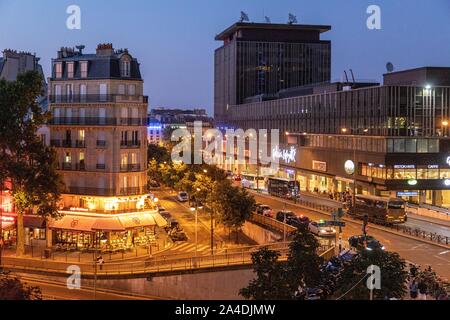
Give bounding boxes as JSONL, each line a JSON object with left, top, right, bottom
{"left": 120, "top": 164, "right": 141, "bottom": 172}
{"left": 52, "top": 140, "right": 86, "bottom": 148}
{"left": 66, "top": 187, "right": 115, "bottom": 197}
{"left": 120, "top": 140, "right": 141, "bottom": 148}
{"left": 49, "top": 94, "right": 148, "bottom": 104}
{"left": 119, "top": 187, "right": 143, "bottom": 196}
{"left": 49, "top": 117, "right": 147, "bottom": 126}
{"left": 96, "top": 164, "right": 106, "bottom": 170}
{"left": 59, "top": 162, "right": 85, "bottom": 171}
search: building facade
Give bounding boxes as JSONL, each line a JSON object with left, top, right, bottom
{"left": 224, "top": 68, "right": 450, "bottom": 208}
{"left": 47, "top": 44, "right": 165, "bottom": 250}
{"left": 214, "top": 22, "right": 331, "bottom": 126}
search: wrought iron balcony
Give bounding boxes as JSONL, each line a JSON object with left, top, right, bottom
{"left": 120, "top": 163, "right": 141, "bottom": 172}
{"left": 49, "top": 94, "right": 148, "bottom": 104}
{"left": 120, "top": 140, "right": 141, "bottom": 148}
{"left": 49, "top": 117, "right": 146, "bottom": 126}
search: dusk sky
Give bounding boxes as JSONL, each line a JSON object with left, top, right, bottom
{"left": 1, "top": 0, "right": 450, "bottom": 115}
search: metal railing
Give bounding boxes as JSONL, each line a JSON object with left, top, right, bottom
{"left": 2, "top": 242, "right": 334, "bottom": 276}
{"left": 120, "top": 164, "right": 141, "bottom": 172}
{"left": 66, "top": 186, "right": 115, "bottom": 196}
{"left": 49, "top": 117, "right": 147, "bottom": 126}
{"left": 120, "top": 140, "right": 141, "bottom": 148}
{"left": 49, "top": 94, "right": 147, "bottom": 104}
{"left": 249, "top": 213, "right": 297, "bottom": 235}
{"left": 96, "top": 140, "right": 107, "bottom": 147}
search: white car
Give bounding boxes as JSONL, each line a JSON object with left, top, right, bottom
{"left": 177, "top": 191, "right": 189, "bottom": 202}
{"left": 308, "top": 221, "right": 336, "bottom": 237}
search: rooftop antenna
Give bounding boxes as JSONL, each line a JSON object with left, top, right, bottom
{"left": 349, "top": 69, "right": 356, "bottom": 83}
{"left": 343, "top": 70, "right": 349, "bottom": 83}
{"left": 76, "top": 45, "right": 85, "bottom": 54}
{"left": 240, "top": 11, "right": 250, "bottom": 22}
{"left": 287, "top": 13, "right": 297, "bottom": 24}
{"left": 386, "top": 62, "right": 395, "bottom": 73}
{"left": 265, "top": 16, "right": 271, "bottom": 23}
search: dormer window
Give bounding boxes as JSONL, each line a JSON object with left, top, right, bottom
{"left": 55, "top": 62, "right": 63, "bottom": 78}
{"left": 80, "top": 61, "right": 88, "bottom": 78}
{"left": 67, "top": 62, "right": 74, "bottom": 78}
{"left": 121, "top": 60, "right": 130, "bottom": 77}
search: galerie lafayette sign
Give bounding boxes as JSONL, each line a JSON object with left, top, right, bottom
{"left": 272, "top": 146, "right": 297, "bottom": 164}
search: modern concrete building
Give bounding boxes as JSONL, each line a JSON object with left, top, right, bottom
{"left": 47, "top": 44, "right": 165, "bottom": 250}
{"left": 214, "top": 22, "right": 331, "bottom": 126}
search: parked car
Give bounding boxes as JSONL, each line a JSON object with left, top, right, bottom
{"left": 233, "top": 174, "right": 242, "bottom": 182}
{"left": 256, "top": 204, "right": 271, "bottom": 215}
{"left": 177, "top": 191, "right": 189, "bottom": 202}
{"left": 308, "top": 221, "right": 336, "bottom": 237}
{"left": 170, "top": 231, "right": 188, "bottom": 242}
{"left": 157, "top": 205, "right": 166, "bottom": 212}
{"left": 348, "top": 235, "right": 385, "bottom": 251}
{"left": 159, "top": 211, "right": 172, "bottom": 222}
{"left": 276, "top": 211, "right": 310, "bottom": 227}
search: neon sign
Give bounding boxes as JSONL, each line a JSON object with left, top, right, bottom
{"left": 272, "top": 146, "right": 297, "bottom": 164}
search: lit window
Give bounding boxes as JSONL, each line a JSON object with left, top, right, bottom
{"left": 55, "top": 63, "right": 63, "bottom": 78}
{"left": 80, "top": 61, "right": 88, "bottom": 78}
{"left": 67, "top": 62, "right": 74, "bottom": 78}
{"left": 122, "top": 60, "right": 130, "bottom": 77}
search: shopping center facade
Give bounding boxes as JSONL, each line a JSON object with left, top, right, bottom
{"left": 214, "top": 22, "right": 450, "bottom": 208}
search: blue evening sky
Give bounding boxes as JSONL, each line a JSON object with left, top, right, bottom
{"left": 1, "top": 0, "right": 449, "bottom": 115}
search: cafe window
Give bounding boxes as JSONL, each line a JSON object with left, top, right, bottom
{"left": 440, "top": 168, "right": 450, "bottom": 179}
{"left": 393, "top": 167, "right": 416, "bottom": 180}
{"left": 428, "top": 167, "right": 439, "bottom": 179}
{"left": 417, "top": 167, "right": 428, "bottom": 179}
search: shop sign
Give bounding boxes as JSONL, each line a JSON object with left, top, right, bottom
{"left": 272, "top": 146, "right": 297, "bottom": 164}
{"left": 444, "top": 179, "right": 450, "bottom": 187}
{"left": 344, "top": 160, "right": 355, "bottom": 175}
{"left": 407, "top": 179, "right": 418, "bottom": 186}
{"left": 1, "top": 216, "right": 15, "bottom": 223}
{"left": 312, "top": 160, "right": 327, "bottom": 172}
{"left": 397, "top": 191, "right": 418, "bottom": 197}
{"left": 394, "top": 165, "right": 415, "bottom": 169}
{"left": 428, "top": 165, "right": 439, "bottom": 169}
{"left": 447, "top": 156, "right": 450, "bottom": 166}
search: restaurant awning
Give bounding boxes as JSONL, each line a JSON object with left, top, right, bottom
{"left": 49, "top": 215, "right": 97, "bottom": 232}
{"left": 24, "top": 215, "right": 46, "bottom": 229}
{"left": 49, "top": 211, "right": 167, "bottom": 232}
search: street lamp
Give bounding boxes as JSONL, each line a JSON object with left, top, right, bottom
{"left": 341, "top": 128, "right": 348, "bottom": 133}
{"left": 442, "top": 120, "right": 449, "bottom": 137}
{"left": 190, "top": 188, "right": 203, "bottom": 257}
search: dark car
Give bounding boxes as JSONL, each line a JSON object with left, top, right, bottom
{"left": 275, "top": 211, "right": 309, "bottom": 227}
{"left": 348, "top": 235, "right": 385, "bottom": 251}
{"left": 159, "top": 211, "right": 172, "bottom": 222}
{"left": 170, "top": 231, "right": 188, "bottom": 242}
{"left": 256, "top": 204, "right": 271, "bottom": 215}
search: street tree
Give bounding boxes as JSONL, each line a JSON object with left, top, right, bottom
{"left": 147, "top": 143, "right": 171, "bottom": 163}
{"left": 0, "top": 71, "right": 64, "bottom": 256}
{"left": 286, "top": 224, "right": 324, "bottom": 292}
{"left": 239, "top": 247, "right": 291, "bottom": 300}
{"left": 332, "top": 249, "right": 408, "bottom": 300}
{"left": 0, "top": 273, "right": 42, "bottom": 300}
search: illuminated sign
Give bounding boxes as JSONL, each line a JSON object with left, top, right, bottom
{"left": 444, "top": 179, "right": 450, "bottom": 186}
{"left": 447, "top": 157, "right": 450, "bottom": 166}
{"left": 312, "top": 160, "right": 327, "bottom": 172}
{"left": 397, "top": 191, "right": 419, "bottom": 197}
{"left": 428, "top": 165, "right": 439, "bottom": 169}
{"left": 407, "top": 179, "right": 418, "bottom": 186}
{"left": 1, "top": 216, "right": 15, "bottom": 222}
{"left": 272, "top": 146, "right": 297, "bottom": 164}
{"left": 344, "top": 160, "right": 355, "bottom": 175}
{"left": 394, "top": 165, "right": 415, "bottom": 169}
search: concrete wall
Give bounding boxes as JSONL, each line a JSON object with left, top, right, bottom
{"left": 241, "top": 221, "right": 282, "bottom": 244}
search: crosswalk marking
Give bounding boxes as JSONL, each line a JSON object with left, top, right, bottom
{"left": 173, "top": 243, "right": 210, "bottom": 253}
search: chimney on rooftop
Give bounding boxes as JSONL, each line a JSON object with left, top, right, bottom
{"left": 96, "top": 43, "right": 114, "bottom": 56}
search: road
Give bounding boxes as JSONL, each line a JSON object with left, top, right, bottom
{"left": 251, "top": 192, "right": 450, "bottom": 281}
{"left": 405, "top": 215, "right": 450, "bottom": 237}
{"left": 16, "top": 275, "right": 154, "bottom": 300}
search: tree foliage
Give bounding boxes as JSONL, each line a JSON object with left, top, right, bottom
{"left": 0, "top": 273, "right": 42, "bottom": 300}
{"left": 239, "top": 247, "right": 291, "bottom": 300}
{"left": 0, "top": 71, "right": 64, "bottom": 255}
{"left": 332, "top": 249, "right": 408, "bottom": 300}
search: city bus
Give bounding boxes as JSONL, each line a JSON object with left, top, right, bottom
{"left": 347, "top": 195, "right": 407, "bottom": 225}
{"left": 240, "top": 173, "right": 265, "bottom": 190}
{"left": 267, "top": 177, "right": 300, "bottom": 199}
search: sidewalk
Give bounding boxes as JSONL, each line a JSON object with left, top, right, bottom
{"left": 2, "top": 232, "right": 174, "bottom": 264}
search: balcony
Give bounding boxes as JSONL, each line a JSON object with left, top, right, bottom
{"left": 49, "top": 94, "right": 147, "bottom": 104}
{"left": 96, "top": 164, "right": 106, "bottom": 170}
{"left": 119, "top": 187, "right": 143, "bottom": 196}
{"left": 96, "top": 140, "right": 107, "bottom": 147}
{"left": 49, "top": 117, "right": 146, "bottom": 126}
{"left": 120, "top": 140, "right": 141, "bottom": 148}
{"left": 66, "top": 187, "right": 115, "bottom": 197}
{"left": 59, "top": 162, "right": 85, "bottom": 171}
{"left": 120, "top": 163, "right": 141, "bottom": 172}
{"left": 53, "top": 140, "right": 86, "bottom": 148}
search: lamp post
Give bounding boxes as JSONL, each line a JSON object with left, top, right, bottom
{"left": 190, "top": 188, "right": 203, "bottom": 258}
{"left": 442, "top": 120, "right": 448, "bottom": 137}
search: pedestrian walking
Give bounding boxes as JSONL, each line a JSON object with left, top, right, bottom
{"left": 409, "top": 279, "right": 418, "bottom": 299}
